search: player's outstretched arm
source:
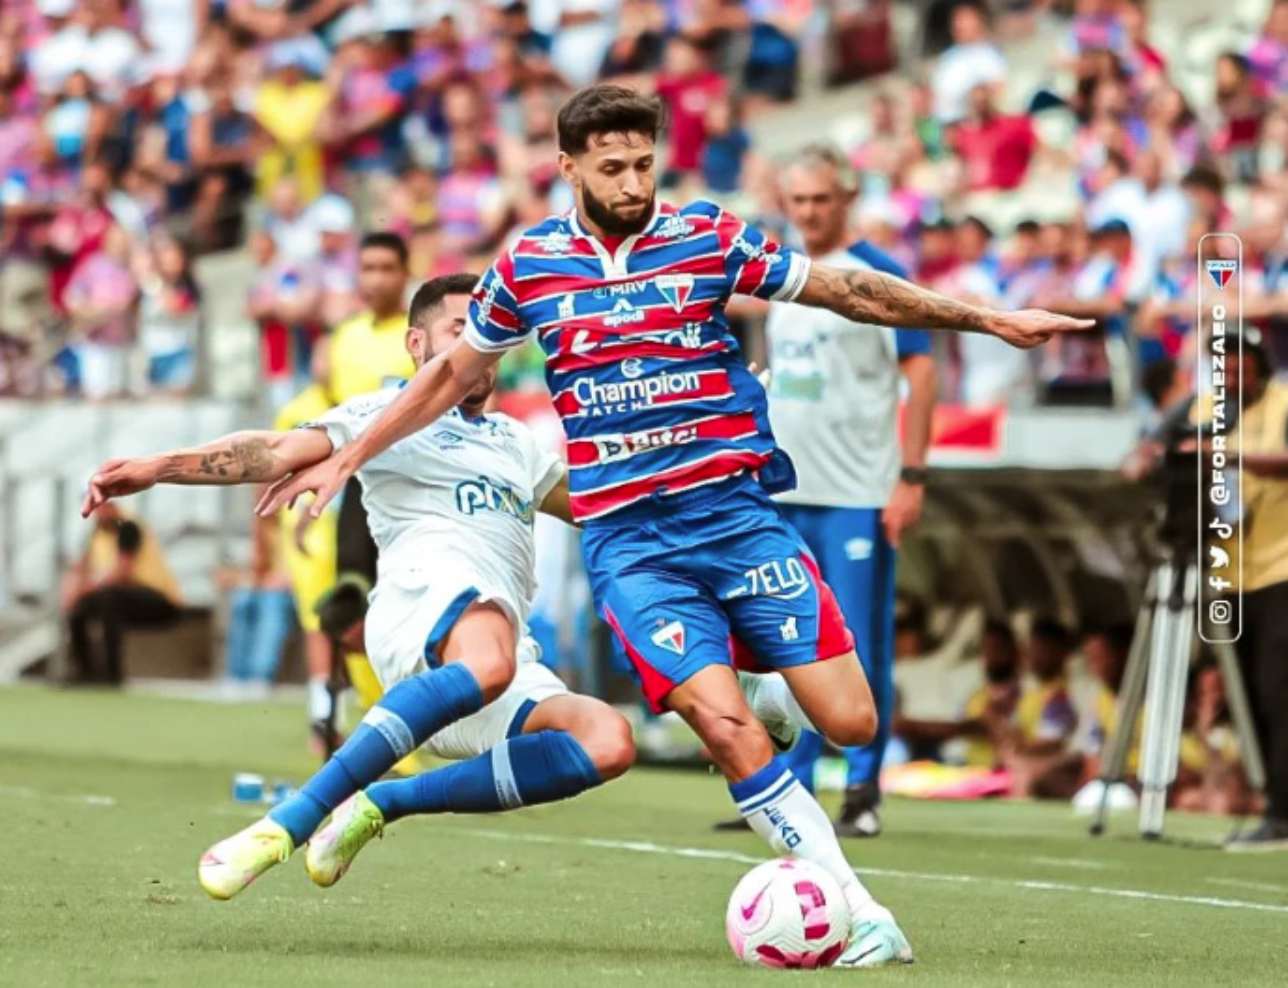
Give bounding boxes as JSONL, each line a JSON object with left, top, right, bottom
{"left": 796, "top": 263, "right": 1096, "bottom": 348}
{"left": 255, "top": 340, "right": 501, "bottom": 518}
{"left": 80, "top": 428, "right": 334, "bottom": 517}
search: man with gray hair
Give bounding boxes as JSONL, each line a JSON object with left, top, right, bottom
{"left": 721, "top": 143, "right": 938, "bottom": 837}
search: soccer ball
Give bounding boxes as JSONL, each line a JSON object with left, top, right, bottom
{"left": 725, "top": 857, "right": 851, "bottom": 969}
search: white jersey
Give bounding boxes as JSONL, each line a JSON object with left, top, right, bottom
{"left": 307, "top": 388, "right": 565, "bottom": 632}
{"left": 766, "top": 243, "right": 931, "bottom": 509}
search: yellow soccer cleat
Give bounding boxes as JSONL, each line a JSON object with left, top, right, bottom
{"left": 197, "top": 818, "right": 294, "bottom": 901}
{"left": 305, "top": 791, "right": 385, "bottom": 888}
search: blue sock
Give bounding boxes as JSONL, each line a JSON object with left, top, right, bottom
{"left": 366, "top": 730, "right": 602, "bottom": 822}
{"left": 269, "top": 663, "right": 483, "bottom": 845}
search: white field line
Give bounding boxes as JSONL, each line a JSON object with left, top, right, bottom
{"left": 1027, "top": 855, "right": 1113, "bottom": 871}
{"left": 454, "top": 826, "right": 1288, "bottom": 916}
{"left": 1205, "top": 877, "right": 1288, "bottom": 895}
{"left": 0, "top": 783, "right": 115, "bottom": 807}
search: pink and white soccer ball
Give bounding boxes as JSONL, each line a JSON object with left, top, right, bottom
{"left": 725, "top": 857, "right": 851, "bottom": 969}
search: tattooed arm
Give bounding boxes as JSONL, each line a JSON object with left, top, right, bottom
{"left": 80, "top": 429, "right": 334, "bottom": 517}
{"left": 795, "top": 263, "right": 1096, "bottom": 348}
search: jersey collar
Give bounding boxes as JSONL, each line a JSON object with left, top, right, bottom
{"left": 568, "top": 199, "right": 663, "bottom": 279}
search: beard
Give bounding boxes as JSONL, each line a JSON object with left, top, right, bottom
{"left": 581, "top": 183, "right": 653, "bottom": 237}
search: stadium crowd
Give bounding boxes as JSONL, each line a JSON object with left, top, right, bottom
{"left": 0, "top": 0, "right": 1285, "bottom": 408}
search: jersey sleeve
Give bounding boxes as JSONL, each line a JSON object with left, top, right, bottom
{"left": 463, "top": 253, "right": 530, "bottom": 353}
{"left": 712, "top": 206, "right": 811, "bottom": 302}
{"left": 527, "top": 432, "right": 566, "bottom": 508}
{"left": 298, "top": 392, "right": 389, "bottom": 451}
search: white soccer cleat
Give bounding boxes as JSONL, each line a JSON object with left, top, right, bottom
{"left": 835, "top": 904, "right": 914, "bottom": 968}
{"left": 197, "top": 817, "right": 293, "bottom": 901}
{"left": 305, "top": 792, "right": 385, "bottom": 888}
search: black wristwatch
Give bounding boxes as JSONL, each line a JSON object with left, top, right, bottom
{"left": 899, "top": 466, "right": 928, "bottom": 486}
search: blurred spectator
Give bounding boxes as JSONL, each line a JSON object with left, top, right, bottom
{"left": 253, "top": 39, "right": 332, "bottom": 204}
{"left": 740, "top": 0, "right": 807, "bottom": 107}
{"left": 62, "top": 222, "right": 138, "bottom": 398}
{"left": 1247, "top": 0, "right": 1288, "bottom": 97}
{"left": 1173, "top": 666, "right": 1261, "bottom": 817}
{"left": 949, "top": 82, "right": 1037, "bottom": 192}
{"left": 1213, "top": 51, "right": 1266, "bottom": 182}
{"left": 699, "top": 92, "right": 753, "bottom": 195}
{"left": 894, "top": 619, "right": 1021, "bottom": 767}
{"left": 31, "top": 0, "right": 141, "bottom": 103}
{"left": 937, "top": 216, "right": 1028, "bottom": 406}
{"left": 218, "top": 506, "right": 295, "bottom": 698}
{"left": 931, "top": 2, "right": 1006, "bottom": 124}
{"left": 600, "top": 0, "right": 667, "bottom": 79}
{"left": 247, "top": 227, "right": 321, "bottom": 409}
{"left": 654, "top": 33, "right": 726, "bottom": 186}
{"left": 264, "top": 177, "right": 322, "bottom": 264}
{"left": 62, "top": 503, "right": 182, "bottom": 685}
{"left": 1141, "top": 83, "right": 1201, "bottom": 181}
{"left": 188, "top": 71, "right": 256, "bottom": 251}
{"left": 1179, "top": 164, "right": 1232, "bottom": 229}
{"left": 133, "top": 232, "right": 202, "bottom": 395}
{"left": 999, "top": 618, "right": 1084, "bottom": 799}
{"left": 311, "top": 194, "right": 362, "bottom": 328}
{"left": 549, "top": 0, "right": 619, "bottom": 87}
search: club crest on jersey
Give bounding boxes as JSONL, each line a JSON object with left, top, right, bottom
{"left": 1206, "top": 258, "right": 1236, "bottom": 289}
{"left": 536, "top": 230, "right": 572, "bottom": 255}
{"left": 656, "top": 273, "right": 695, "bottom": 313}
{"left": 650, "top": 619, "right": 686, "bottom": 655}
{"left": 655, "top": 215, "right": 694, "bottom": 240}
{"left": 604, "top": 298, "right": 645, "bottom": 327}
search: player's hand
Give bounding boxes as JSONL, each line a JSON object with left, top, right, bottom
{"left": 746, "top": 361, "right": 772, "bottom": 390}
{"left": 882, "top": 480, "right": 923, "bottom": 549}
{"left": 988, "top": 309, "right": 1096, "bottom": 349}
{"left": 256, "top": 454, "right": 353, "bottom": 518}
{"left": 81, "top": 458, "right": 159, "bottom": 517}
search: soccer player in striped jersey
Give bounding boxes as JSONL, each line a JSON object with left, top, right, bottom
{"left": 260, "top": 85, "right": 1093, "bottom": 967}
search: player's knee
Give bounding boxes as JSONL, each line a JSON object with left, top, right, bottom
{"left": 581, "top": 714, "right": 636, "bottom": 781}
{"left": 817, "top": 702, "right": 877, "bottom": 748}
{"left": 466, "top": 650, "right": 517, "bottom": 703}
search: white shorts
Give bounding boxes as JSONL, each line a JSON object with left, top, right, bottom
{"left": 363, "top": 566, "right": 567, "bottom": 761}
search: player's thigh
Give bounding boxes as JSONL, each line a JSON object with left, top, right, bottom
{"left": 425, "top": 654, "right": 567, "bottom": 761}
{"left": 523, "top": 693, "right": 636, "bottom": 780}
{"left": 365, "top": 576, "right": 518, "bottom": 701}
{"left": 595, "top": 565, "right": 733, "bottom": 716}
{"left": 778, "top": 649, "right": 877, "bottom": 748}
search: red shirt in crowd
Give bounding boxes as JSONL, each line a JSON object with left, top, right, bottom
{"left": 655, "top": 70, "right": 726, "bottom": 173}
{"left": 950, "top": 113, "right": 1037, "bottom": 192}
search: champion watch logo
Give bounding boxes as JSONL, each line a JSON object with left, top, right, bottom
{"left": 656, "top": 273, "right": 695, "bottom": 312}
{"left": 650, "top": 620, "right": 686, "bottom": 655}
{"left": 1206, "top": 259, "right": 1237, "bottom": 289}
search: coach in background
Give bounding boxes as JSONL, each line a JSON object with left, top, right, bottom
{"left": 1219, "top": 331, "right": 1288, "bottom": 851}
{"left": 719, "top": 145, "right": 937, "bottom": 837}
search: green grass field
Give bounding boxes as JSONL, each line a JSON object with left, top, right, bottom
{"left": 2, "top": 685, "right": 1286, "bottom": 987}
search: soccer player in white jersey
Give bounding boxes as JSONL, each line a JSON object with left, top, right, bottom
{"left": 81, "top": 274, "right": 638, "bottom": 898}
{"left": 253, "top": 87, "right": 1092, "bottom": 966}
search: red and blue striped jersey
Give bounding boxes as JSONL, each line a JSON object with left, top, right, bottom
{"left": 463, "top": 199, "right": 813, "bottom": 521}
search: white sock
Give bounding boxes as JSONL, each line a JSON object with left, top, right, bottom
{"left": 308, "top": 678, "right": 332, "bottom": 722}
{"left": 738, "top": 671, "right": 817, "bottom": 735}
{"left": 731, "top": 760, "right": 880, "bottom": 919}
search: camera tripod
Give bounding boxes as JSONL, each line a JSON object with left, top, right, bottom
{"left": 1089, "top": 556, "right": 1265, "bottom": 839}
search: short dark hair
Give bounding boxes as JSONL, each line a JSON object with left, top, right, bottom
{"left": 1032, "top": 617, "right": 1074, "bottom": 647}
{"left": 1015, "top": 219, "right": 1040, "bottom": 236}
{"left": 116, "top": 520, "right": 143, "bottom": 556}
{"left": 1141, "top": 357, "right": 1178, "bottom": 408}
{"left": 1181, "top": 164, "right": 1224, "bottom": 196}
{"left": 359, "top": 231, "right": 409, "bottom": 267}
{"left": 408, "top": 273, "right": 480, "bottom": 329}
{"left": 556, "top": 84, "right": 665, "bottom": 155}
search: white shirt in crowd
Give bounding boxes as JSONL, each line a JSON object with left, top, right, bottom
{"left": 932, "top": 41, "right": 1007, "bottom": 124}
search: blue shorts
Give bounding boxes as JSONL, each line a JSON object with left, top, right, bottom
{"left": 582, "top": 476, "right": 854, "bottom": 712}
